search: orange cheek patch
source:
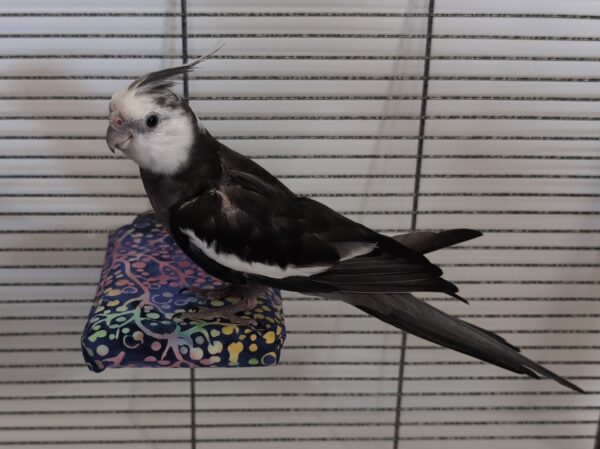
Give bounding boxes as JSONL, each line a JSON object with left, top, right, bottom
{"left": 110, "top": 115, "right": 128, "bottom": 129}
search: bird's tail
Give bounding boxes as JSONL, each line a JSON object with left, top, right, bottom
{"left": 391, "top": 228, "right": 482, "bottom": 254}
{"left": 322, "top": 291, "right": 583, "bottom": 393}
{"left": 320, "top": 229, "right": 583, "bottom": 392}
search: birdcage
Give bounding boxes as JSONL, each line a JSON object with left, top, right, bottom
{"left": 0, "top": 1, "right": 598, "bottom": 448}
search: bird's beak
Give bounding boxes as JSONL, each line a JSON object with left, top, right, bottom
{"left": 106, "top": 125, "right": 132, "bottom": 154}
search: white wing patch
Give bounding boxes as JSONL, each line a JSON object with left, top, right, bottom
{"left": 182, "top": 228, "right": 332, "bottom": 279}
{"left": 331, "top": 241, "right": 377, "bottom": 261}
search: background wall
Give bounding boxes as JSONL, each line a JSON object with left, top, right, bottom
{"left": 0, "top": 1, "right": 598, "bottom": 448}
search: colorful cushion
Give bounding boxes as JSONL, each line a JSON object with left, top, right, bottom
{"left": 81, "top": 213, "right": 286, "bottom": 372}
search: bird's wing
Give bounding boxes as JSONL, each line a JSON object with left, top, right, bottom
{"left": 169, "top": 167, "right": 459, "bottom": 297}
{"left": 214, "top": 138, "right": 296, "bottom": 197}
{"left": 307, "top": 229, "right": 485, "bottom": 298}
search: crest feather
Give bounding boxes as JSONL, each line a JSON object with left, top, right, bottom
{"left": 127, "top": 43, "right": 224, "bottom": 95}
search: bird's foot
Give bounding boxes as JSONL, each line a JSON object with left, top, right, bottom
{"left": 180, "top": 296, "right": 259, "bottom": 326}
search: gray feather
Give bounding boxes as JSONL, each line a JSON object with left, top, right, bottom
{"left": 128, "top": 44, "right": 224, "bottom": 94}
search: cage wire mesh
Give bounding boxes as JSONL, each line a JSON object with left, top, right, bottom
{"left": 0, "top": 0, "right": 598, "bottom": 448}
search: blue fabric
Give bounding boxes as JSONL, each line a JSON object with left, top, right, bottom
{"left": 81, "top": 214, "right": 286, "bottom": 372}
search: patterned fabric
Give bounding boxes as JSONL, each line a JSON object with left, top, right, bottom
{"left": 81, "top": 214, "right": 286, "bottom": 372}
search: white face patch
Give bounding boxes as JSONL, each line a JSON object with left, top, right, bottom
{"left": 108, "top": 89, "right": 196, "bottom": 175}
{"left": 182, "top": 228, "right": 332, "bottom": 279}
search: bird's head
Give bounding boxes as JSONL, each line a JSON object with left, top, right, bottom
{"left": 106, "top": 60, "right": 204, "bottom": 175}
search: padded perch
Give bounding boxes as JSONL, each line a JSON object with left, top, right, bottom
{"left": 81, "top": 214, "right": 286, "bottom": 372}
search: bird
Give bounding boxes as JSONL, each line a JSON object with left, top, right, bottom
{"left": 105, "top": 59, "right": 582, "bottom": 393}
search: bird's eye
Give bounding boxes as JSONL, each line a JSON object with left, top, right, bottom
{"left": 145, "top": 114, "right": 159, "bottom": 128}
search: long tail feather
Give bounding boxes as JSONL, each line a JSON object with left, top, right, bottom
{"left": 393, "top": 229, "right": 482, "bottom": 254}
{"left": 323, "top": 291, "right": 583, "bottom": 393}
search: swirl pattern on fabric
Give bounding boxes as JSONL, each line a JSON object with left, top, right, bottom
{"left": 81, "top": 214, "right": 286, "bottom": 372}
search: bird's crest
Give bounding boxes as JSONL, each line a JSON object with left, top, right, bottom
{"left": 127, "top": 43, "right": 225, "bottom": 95}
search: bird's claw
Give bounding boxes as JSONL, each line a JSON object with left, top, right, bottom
{"left": 178, "top": 294, "right": 259, "bottom": 327}
{"left": 180, "top": 307, "right": 257, "bottom": 327}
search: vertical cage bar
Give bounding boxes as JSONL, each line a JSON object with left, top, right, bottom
{"left": 410, "top": 0, "right": 435, "bottom": 233}
{"left": 392, "top": 332, "right": 408, "bottom": 449}
{"left": 179, "top": 2, "right": 195, "bottom": 449}
{"left": 392, "top": 1, "right": 435, "bottom": 448}
{"left": 594, "top": 410, "right": 600, "bottom": 449}
{"left": 181, "top": 0, "right": 190, "bottom": 97}
{"left": 189, "top": 368, "right": 196, "bottom": 449}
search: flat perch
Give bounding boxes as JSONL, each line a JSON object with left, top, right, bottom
{"left": 81, "top": 214, "right": 286, "bottom": 372}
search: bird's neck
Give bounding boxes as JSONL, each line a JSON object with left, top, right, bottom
{"left": 182, "top": 125, "right": 224, "bottom": 183}
{"left": 140, "top": 125, "right": 225, "bottom": 224}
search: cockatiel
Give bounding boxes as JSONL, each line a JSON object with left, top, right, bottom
{"left": 106, "top": 60, "right": 582, "bottom": 393}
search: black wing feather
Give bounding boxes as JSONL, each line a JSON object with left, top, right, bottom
{"left": 392, "top": 229, "right": 482, "bottom": 254}
{"left": 169, "top": 165, "right": 461, "bottom": 298}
